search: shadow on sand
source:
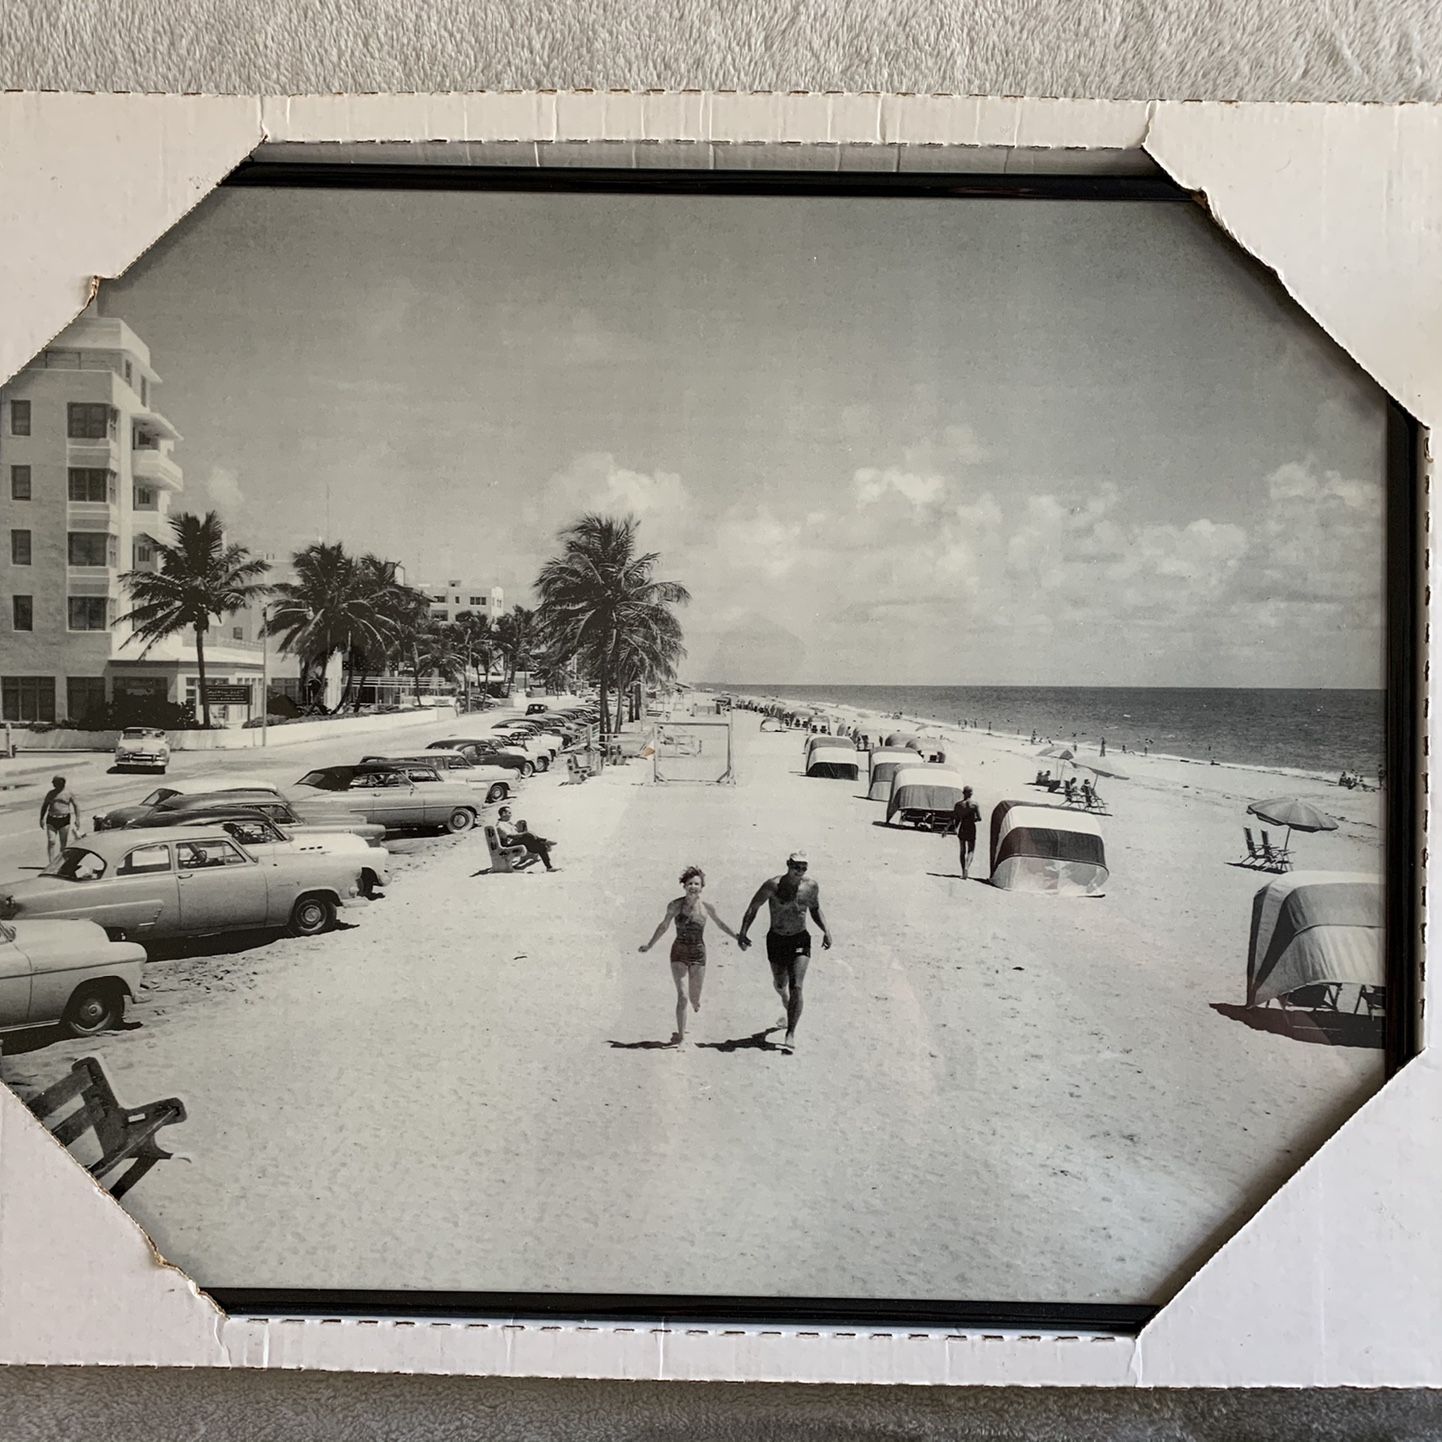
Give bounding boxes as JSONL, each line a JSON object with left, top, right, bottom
{"left": 606, "top": 1038, "right": 680, "bottom": 1050}
{"left": 695, "top": 1027, "right": 784, "bottom": 1054}
{"left": 1211, "top": 1001, "right": 1384, "bottom": 1049}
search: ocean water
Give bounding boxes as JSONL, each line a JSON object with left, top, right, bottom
{"left": 701, "top": 684, "right": 1386, "bottom": 779}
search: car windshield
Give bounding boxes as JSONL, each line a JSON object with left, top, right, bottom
{"left": 298, "top": 770, "right": 345, "bottom": 790}
{"left": 41, "top": 848, "right": 108, "bottom": 881}
{"left": 122, "top": 727, "right": 163, "bottom": 739}
{"left": 140, "top": 788, "right": 180, "bottom": 806}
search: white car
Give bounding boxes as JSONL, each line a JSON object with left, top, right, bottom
{"left": 114, "top": 727, "right": 171, "bottom": 774}
{"left": 178, "top": 812, "right": 392, "bottom": 897}
{"left": 0, "top": 916, "right": 145, "bottom": 1037}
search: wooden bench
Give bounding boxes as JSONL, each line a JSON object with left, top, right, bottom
{"left": 26, "top": 1057, "right": 186, "bottom": 1200}
{"left": 564, "top": 753, "right": 588, "bottom": 784}
{"left": 483, "top": 824, "right": 541, "bottom": 873}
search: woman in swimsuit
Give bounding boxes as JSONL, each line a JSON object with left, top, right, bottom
{"left": 638, "top": 866, "right": 742, "bottom": 1046}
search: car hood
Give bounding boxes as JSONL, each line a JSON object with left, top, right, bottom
{"left": 10, "top": 916, "right": 109, "bottom": 946}
{"left": 97, "top": 804, "right": 152, "bottom": 828}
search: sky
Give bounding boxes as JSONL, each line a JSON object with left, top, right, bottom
{"left": 100, "top": 186, "right": 1391, "bottom": 688}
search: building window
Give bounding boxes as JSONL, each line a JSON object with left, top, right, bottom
{"left": 67, "top": 596, "right": 108, "bottom": 631}
{"left": 67, "top": 532, "right": 110, "bottom": 567}
{"left": 10, "top": 530, "right": 30, "bottom": 565}
{"left": 67, "top": 677, "right": 106, "bottom": 719}
{"left": 133, "top": 484, "right": 155, "bottom": 509}
{"left": 140, "top": 377, "right": 148, "bottom": 406}
{"left": 1, "top": 676, "right": 56, "bottom": 723}
{"left": 66, "top": 402, "right": 112, "bottom": 440}
{"left": 68, "top": 468, "right": 112, "bottom": 502}
{"left": 12, "top": 596, "right": 32, "bottom": 631}
{"left": 123, "top": 360, "right": 133, "bottom": 386}
{"left": 9, "top": 466, "right": 30, "bottom": 501}
{"left": 433, "top": 609, "right": 449, "bottom": 621}
{"left": 9, "top": 401, "right": 30, "bottom": 436}
{"left": 232, "top": 626, "right": 244, "bottom": 641}
{"left": 469, "top": 595, "right": 484, "bottom": 606}
{"left": 133, "top": 537, "right": 155, "bottom": 567}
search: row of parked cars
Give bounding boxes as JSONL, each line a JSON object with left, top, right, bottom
{"left": 0, "top": 701, "right": 601, "bottom": 1041}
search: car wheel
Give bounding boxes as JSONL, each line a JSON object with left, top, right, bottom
{"left": 520, "top": 761, "right": 535, "bottom": 778}
{"left": 486, "top": 783, "right": 507, "bottom": 804}
{"left": 445, "top": 807, "right": 476, "bottom": 834}
{"left": 535, "top": 755, "right": 550, "bottom": 772}
{"left": 61, "top": 983, "right": 125, "bottom": 1038}
{"left": 287, "top": 893, "right": 337, "bottom": 937}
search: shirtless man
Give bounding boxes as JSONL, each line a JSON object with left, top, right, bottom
{"left": 737, "top": 851, "right": 832, "bottom": 1054}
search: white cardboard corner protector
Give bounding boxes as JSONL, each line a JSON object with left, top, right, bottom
{"left": 0, "top": 90, "right": 1435, "bottom": 1388}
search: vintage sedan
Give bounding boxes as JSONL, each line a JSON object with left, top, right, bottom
{"left": 136, "top": 789, "right": 386, "bottom": 846}
{"left": 93, "top": 773, "right": 284, "bottom": 830}
{"left": 128, "top": 806, "right": 390, "bottom": 896}
{"left": 294, "top": 764, "right": 483, "bottom": 833}
{"left": 427, "top": 737, "right": 534, "bottom": 777}
{"left": 113, "top": 726, "right": 171, "bottom": 774}
{"left": 361, "top": 752, "right": 515, "bottom": 803}
{"left": 0, "top": 829, "right": 367, "bottom": 941}
{"left": 0, "top": 917, "right": 145, "bottom": 1037}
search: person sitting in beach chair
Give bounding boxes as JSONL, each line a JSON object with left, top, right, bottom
{"left": 1062, "top": 776, "right": 1078, "bottom": 803}
{"left": 1034, "top": 770, "right": 1051, "bottom": 787}
{"left": 496, "top": 806, "right": 558, "bottom": 872}
{"left": 1079, "top": 778, "right": 1096, "bottom": 808}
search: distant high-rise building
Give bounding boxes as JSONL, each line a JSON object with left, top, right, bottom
{"left": 416, "top": 580, "right": 505, "bottom": 623}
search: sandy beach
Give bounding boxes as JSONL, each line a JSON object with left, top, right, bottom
{"left": 2, "top": 702, "right": 1385, "bottom": 1306}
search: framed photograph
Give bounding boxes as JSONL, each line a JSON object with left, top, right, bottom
{"left": 0, "top": 92, "right": 1434, "bottom": 1388}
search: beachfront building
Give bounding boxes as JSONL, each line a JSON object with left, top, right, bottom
{"left": 417, "top": 580, "right": 505, "bottom": 624}
{"left": 0, "top": 308, "right": 264, "bottom": 725}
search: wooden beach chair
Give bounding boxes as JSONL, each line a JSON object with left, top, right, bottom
{"left": 564, "top": 753, "right": 588, "bottom": 785}
{"left": 26, "top": 1058, "right": 186, "bottom": 1200}
{"left": 483, "top": 824, "right": 540, "bottom": 874}
{"left": 1240, "top": 827, "right": 1266, "bottom": 867}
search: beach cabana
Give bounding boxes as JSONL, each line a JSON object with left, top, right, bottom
{"left": 868, "top": 747, "right": 923, "bottom": 801}
{"left": 989, "top": 800, "right": 1108, "bottom": 896}
{"left": 1246, "top": 871, "right": 1383, "bottom": 1008}
{"left": 885, "top": 732, "right": 924, "bottom": 750}
{"left": 886, "top": 765, "right": 967, "bottom": 829}
{"left": 805, "top": 736, "right": 862, "bottom": 779}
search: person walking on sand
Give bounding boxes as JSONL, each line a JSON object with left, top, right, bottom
{"left": 638, "top": 866, "right": 742, "bottom": 1046}
{"left": 39, "top": 775, "right": 82, "bottom": 864}
{"left": 736, "top": 851, "right": 832, "bottom": 1054}
{"left": 951, "top": 785, "right": 982, "bottom": 880}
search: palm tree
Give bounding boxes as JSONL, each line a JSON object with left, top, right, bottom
{"left": 453, "top": 609, "right": 498, "bottom": 710}
{"left": 494, "top": 605, "right": 539, "bottom": 696}
{"left": 533, "top": 513, "right": 690, "bottom": 737}
{"left": 266, "top": 543, "right": 427, "bottom": 714}
{"left": 116, "top": 510, "right": 271, "bottom": 728}
{"left": 397, "top": 615, "right": 464, "bottom": 702}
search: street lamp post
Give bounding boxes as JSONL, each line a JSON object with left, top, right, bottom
{"left": 259, "top": 601, "right": 270, "bottom": 748}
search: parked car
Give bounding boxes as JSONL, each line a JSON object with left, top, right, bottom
{"left": 361, "top": 752, "right": 515, "bottom": 803}
{"left": 0, "top": 917, "right": 146, "bottom": 1037}
{"left": 0, "top": 828, "right": 368, "bottom": 942}
{"left": 293, "top": 764, "right": 484, "bottom": 833}
{"left": 113, "top": 727, "right": 171, "bottom": 774}
{"left": 487, "top": 724, "right": 557, "bottom": 769}
{"left": 127, "top": 805, "right": 390, "bottom": 896}
{"left": 133, "top": 789, "right": 386, "bottom": 846}
{"left": 427, "top": 738, "right": 534, "bottom": 777}
{"left": 93, "top": 773, "right": 284, "bottom": 830}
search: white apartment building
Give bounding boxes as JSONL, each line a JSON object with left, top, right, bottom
{"left": 0, "top": 309, "right": 263, "bottom": 724}
{"left": 418, "top": 580, "right": 505, "bottom": 624}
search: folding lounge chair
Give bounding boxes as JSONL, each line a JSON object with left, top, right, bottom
{"left": 1260, "top": 830, "right": 1292, "bottom": 872}
{"left": 1240, "top": 827, "right": 1266, "bottom": 867}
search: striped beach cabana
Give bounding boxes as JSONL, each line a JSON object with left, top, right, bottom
{"left": 805, "top": 735, "right": 862, "bottom": 779}
{"left": 989, "top": 800, "right": 1108, "bottom": 895}
{"left": 1246, "top": 871, "right": 1383, "bottom": 1007}
{"left": 884, "top": 732, "right": 924, "bottom": 750}
{"left": 886, "top": 765, "right": 966, "bottom": 828}
{"left": 868, "top": 747, "right": 923, "bottom": 801}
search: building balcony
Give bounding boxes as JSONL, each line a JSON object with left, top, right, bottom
{"left": 109, "top": 630, "right": 264, "bottom": 665}
{"left": 131, "top": 406, "right": 181, "bottom": 444}
{"left": 132, "top": 446, "right": 183, "bottom": 490}
{"left": 67, "top": 499, "right": 116, "bottom": 526}
{"left": 66, "top": 436, "right": 120, "bottom": 470}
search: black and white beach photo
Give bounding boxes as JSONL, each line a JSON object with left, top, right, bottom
{"left": 0, "top": 176, "right": 1403, "bottom": 1313}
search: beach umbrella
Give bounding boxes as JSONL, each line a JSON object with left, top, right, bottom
{"left": 1083, "top": 762, "right": 1129, "bottom": 781}
{"left": 1246, "top": 796, "right": 1339, "bottom": 855}
{"left": 1038, "top": 745, "right": 1075, "bottom": 761}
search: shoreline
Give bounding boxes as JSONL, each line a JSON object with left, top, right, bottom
{"left": 713, "top": 692, "right": 1380, "bottom": 795}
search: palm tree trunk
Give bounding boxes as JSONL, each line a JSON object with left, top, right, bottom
{"left": 194, "top": 623, "right": 210, "bottom": 728}
{"left": 353, "top": 670, "right": 367, "bottom": 713}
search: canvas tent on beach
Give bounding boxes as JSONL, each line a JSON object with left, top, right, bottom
{"left": 886, "top": 765, "right": 966, "bottom": 827}
{"left": 868, "top": 747, "right": 923, "bottom": 801}
{"left": 1246, "top": 870, "right": 1384, "bottom": 1007}
{"left": 989, "top": 800, "right": 1109, "bottom": 896}
{"left": 805, "top": 735, "right": 862, "bottom": 779}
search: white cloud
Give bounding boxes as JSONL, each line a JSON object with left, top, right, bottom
{"left": 204, "top": 465, "right": 245, "bottom": 520}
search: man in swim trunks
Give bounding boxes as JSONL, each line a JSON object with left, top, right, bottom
{"left": 951, "top": 785, "right": 981, "bottom": 880}
{"left": 736, "top": 851, "right": 832, "bottom": 1054}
